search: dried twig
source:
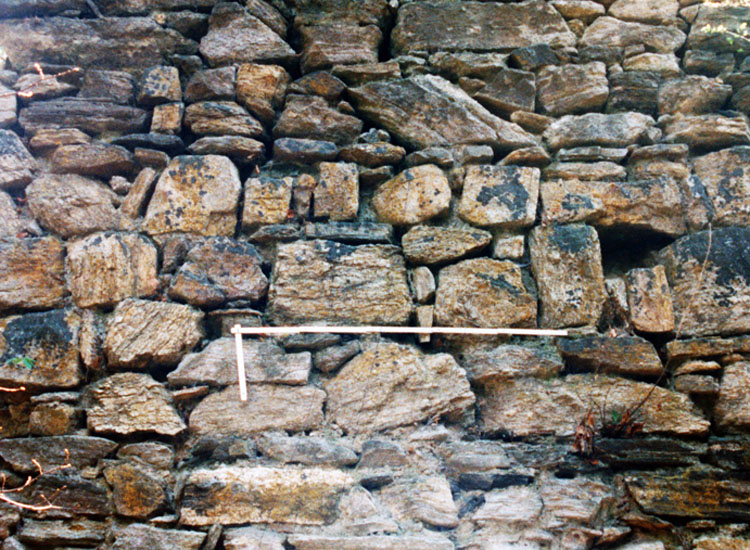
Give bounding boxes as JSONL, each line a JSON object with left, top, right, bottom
{"left": 0, "top": 64, "right": 81, "bottom": 99}
{"left": 0, "top": 448, "right": 71, "bottom": 511}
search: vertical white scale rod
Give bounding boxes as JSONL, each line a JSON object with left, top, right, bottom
{"left": 233, "top": 324, "right": 247, "bottom": 401}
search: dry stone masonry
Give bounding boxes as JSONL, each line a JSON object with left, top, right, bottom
{"left": 0, "top": 0, "right": 749, "bottom": 548}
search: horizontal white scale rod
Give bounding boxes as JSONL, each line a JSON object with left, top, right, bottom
{"left": 230, "top": 325, "right": 569, "bottom": 337}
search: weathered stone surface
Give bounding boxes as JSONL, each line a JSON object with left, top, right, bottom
{"left": 0, "top": 237, "right": 66, "bottom": 311}
{"left": 118, "top": 441, "right": 174, "bottom": 469}
{"left": 0, "top": 310, "right": 81, "bottom": 390}
{"left": 104, "top": 461, "right": 167, "bottom": 518}
{"left": 607, "top": 70, "right": 660, "bottom": 115}
{"left": 236, "top": 63, "right": 289, "bottom": 124}
{"left": 434, "top": 259, "right": 537, "bottom": 328}
{"left": 392, "top": 0, "right": 575, "bottom": 54}
{"left": 169, "top": 337, "right": 310, "bottom": 387}
{"left": 19, "top": 98, "right": 148, "bottom": 135}
{"left": 86, "top": 372, "right": 186, "bottom": 436}
{"left": 188, "top": 136, "right": 265, "bottom": 164}
{"left": 458, "top": 165, "right": 540, "bottom": 228}
{"left": 465, "top": 69, "right": 536, "bottom": 116}
{"left": 189, "top": 385, "right": 325, "bottom": 435}
{"left": 0, "top": 17, "right": 194, "bottom": 76}
{"left": 609, "top": 0, "right": 678, "bottom": 23}
{"left": 544, "top": 112, "right": 654, "bottom": 150}
{"left": 79, "top": 70, "right": 136, "bottom": 104}
{"left": 350, "top": 76, "right": 537, "bottom": 151}
{"left": 580, "top": 16, "right": 686, "bottom": 52}
{"left": 623, "top": 53, "right": 680, "bottom": 76}
{"left": 199, "top": 3, "right": 295, "bottom": 67}
{"left": 184, "top": 101, "right": 264, "bottom": 138}
{"left": 293, "top": 0, "right": 390, "bottom": 27}
{"left": 544, "top": 161, "right": 626, "bottom": 181}
{"left": 480, "top": 374, "right": 709, "bottom": 436}
{"left": 558, "top": 335, "right": 663, "bottom": 377}
{"left": 17, "top": 519, "right": 107, "bottom": 547}
{"left": 185, "top": 67, "right": 236, "bottom": 103}
{"left": 151, "top": 102, "right": 184, "bottom": 134}
{"left": 28, "top": 128, "right": 91, "bottom": 152}
{"left": 457, "top": 344, "right": 564, "bottom": 383}
{"left": 299, "top": 23, "right": 381, "bottom": 74}
{"left": 112, "top": 524, "right": 205, "bottom": 550}
{"left": 137, "top": 65, "right": 180, "bottom": 105}
{"left": 274, "top": 95, "right": 363, "bottom": 145}
{"left": 66, "top": 232, "right": 158, "bottom": 308}
{"left": 325, "top": 343, "right": 474, "bottom": 433}
{"left": 667, "top": 336, "right": 750, "bottom": 361}
{"left": 332, "top": 61, "right": 401, "bottom": 86}
{"left": 303, "top": 222, "right": 393, "bottom": 244}
{"left": 0, "top": 192, "right": 39, "bottom": 239}
{"left": 626, "top": 266, "right": 675, "bottom": 333}
{"left": 29, "top": 400, "right": 78, "bottom": 435}
{"left": 257, "top": 433, "right": 358, "bottom": 467}
{"left": 18, "top": 473, "right": 110, "bottom": 516}
{"left": 0, "top": 130, "right": 35, "bottom": 190}
{"left": 0, "top": 434, "right": 114, "bottom": 473}
{"left": 658, "top": 76, "right": 732, "bottom": 116}
{"left": 26, "top": 174, "right": 118, "bottom": 238}
{"left": 693, "top": 147, "right": 750, "bottom": 226}
{"left": 224, "top": 527, "right": 286, "bottom": 550}
{"left": 402, "top": 226, "right": 491, "bottom": 265}
{"left": 288, "top": 71, "right": 346, "bottom": 101}
{"left": 371, "top": 165, "right": 451, "bottom": 225}
{"left": 110, "top": 132, "right": 185, "bottom": 155}
{"left": 530, "top": 224, "right": 606, "bottom": 328}
{"left": 289, "top": 535, "right": 453, "bottom": 550}
{"left": 658, "top": 227, "right": 750, "bottom": 337}
{"left": 143, "top": 155, "right": 241, "bottom": 236}
{"left": 0, "top": 85, "right": 15, "bottom": 129}
{"left": 540, "top": 178, "right": 687, "bottom": 237}
{"left": 274, "top": 138, "right": 338, "bottom": 164}
{"left": 694, "top": 538, "right": 750, "bottom": 550}
{"left": 51, "top": 142, "right": 135, "bottom": 177}
{"left": 409, "top": 266, "right": 436, "bottom": 304}
{"left": 338, "top": 143, "right": 405, "bottom": 168}
{"left": 181, "top": 465, "right": 354, "bottom": 526}
{"left": 314, "top": 162, "right": 359, "bottom": 221}
{"left": 627, "top": 468, "right": 750, "bottom": 521}
{"left": 688, "top": 2, "right": 750, "bottom": 53}
{"left": 661, "top": 114, "right": 750, "bottom": 150}
{"left": 714, "top": 362, "right": 750, "bottom": 432}
{"left": 104, "top": 299, "right": 203, "bottom": 368}
{"left": 537, "top": 62, "right": 609, "bottom": 116}
{"left": 14, "top": 73, "right": 74, "bottom": 103}
{"left": 269, "top": 241, "right": 412, "bottom": 325}
{"left": 379, "top": 476, "right": 458, "bottom": 528}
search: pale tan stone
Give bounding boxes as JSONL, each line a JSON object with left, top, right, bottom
{"left": 625, "top": 265, "right": 675, "bottom": 333}
{"left": 236, "top": 63, "right": 290, "bottom": 124}
{"left": 372, "top": 164, "right": 451, "bottom": 225}
{"left": 0, "top": 237, "right": 66, "bottom": 311}
{"left": 458, "top": 165, "right": 539, "bottom": 228}
{"left": 242, "top": 177, "right": 292, "bottom": 227}
{"left": 314, "top": 162, "right": 359, "bottom": 221}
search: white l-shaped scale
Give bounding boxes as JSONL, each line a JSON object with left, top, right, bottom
{"left": 231, "top": 324, "right": 569, "bottom": 401}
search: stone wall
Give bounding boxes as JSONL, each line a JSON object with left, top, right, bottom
{"left": 0, "top": 0, "right": 749, "bottom": 548}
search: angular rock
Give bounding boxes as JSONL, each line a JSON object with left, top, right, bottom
{"left": 288, "top": 535, "right": 453, "bottom": 550}
{"left": 66, "top": 232, "right": 159, "bottom": 308}
{"left": 325, "top": 343, "right": 475, "bottom": 433}
{"left": 332, "top": 61, "right": 402, "bottom": 86}
{"left": 189, "top": 385, "right": 325, "bottom": 435}
{"left": 667, "top": 335, "right": 750, "bottom": 361}
{"left": 169, "top": 337, "right": 310, "bottom": 386}
{"left": 184, "top": 101, "right": 264, "bottom": 138}
{"left": 188, "top": 136, "right": 264, "bottom": 164}
{"left": 245, "top": 0, "right": 287, "bottom": 36}
{"left": 303, "top": 222, "right": 393, "bottom": 244}
{"left": 544, "top": 112, "right": 654, "bottom": 150}
{"left": 625, "top": 266, "right": 675, "bottom": 333}
{"left": 181, "top": 465, "right": 354, "bottom": 526}
{"left": 472, "top": 486, "right": 542, "bottom": 526}
{"left": 0, "top": 130, "right": 35, "bottom": 190}
{"left": 607, "top": 70, "right": 660, "bottom": 115}
{"left": 151, "top": 102, "right": 184, "bottom": 134}
{"left": 540, "top": 178, "right": 687, "bottom": 237}
{"left": 480, "top": 374, "right": 709, "bottom": 436}
{"left": 257, "top": 433, "right": 358, "bottom": 467}
{"left": 199, "top": 3, "right": 295, "bottom": 67}
{"left": 674, "top": 374, "right": 720, "bottom": 398}
{"left": 466, "top": 69, "right": 536, "bottom": 116}
{"left": 104, "top": 298, "right": 203, "bottom": 368}
{"left": 299, "top": 23, "right": 381, "bottom": 74}
{"left": 104, "top": 461, "right": 167, "bottom": 518}
{"left": 714, "top": 362, "right": 750, "bottom": 432}
{"left": 17, "top": 472, "right": 110, "bottom": 516}
{"left": 118, "top": 442, "right": 174, "bottom": 470}
{"left": 550, "top": 0, "right": 605, "bottom": 21}
{"left": 402, "top": 226, "right": 491, "bottom": 265}
{"left": 79, "top": 70, "right": 136, "bottom": 104}
{"left": 429, "top": 52, "right": 509, "bottom": 80}
{"left": 558, "top": 335, "right": 664, "bottom": 377}
{"left": 657, "top": 227, "right": 750, "bottom": 337}
{"left": 0, "top": 237, "right": 66, "bottom": 311}
{"left": 537, "top": 62, "right": 609, "bottom": 116}
{"left": 580, "top": 16, "right": 686, "bottom": 52}
{"left": 26, "top": 174, "right": 118, "bottom": 237}
{"left": 623, "top": 53, "right": 680, "bottom": 76}
{"left": 137, "top": 65, "right": 181, "bottom": 105}
{"left": 688, "top": 2, "right": 750, "bottom": 53}
{"left": 410, "top": 266, "right": 436, "bottom": 304}
{"left": 242, "top": 177, "right": 293, "bottom": 227}
{"left": 371, "top": 165, "right": 451, "bottom": 225}
{"left": 29, "top": 401, "right": 77, "bottom": 435}
{"left": 268, "top": 241, "right": 412, "bottom": 325}
{"left": 661, "top": 113, "right": 750, "bottom": 150}
{"left": 236, "top": 63, "right": 289, "bottom": 124}
{"left": 434, "top": 259, "right": 537, "bottom": 328}
{"left": 289, "top": 71, "right": 346, "bottom": 101}
{"left": 13, "top": 74, "right": 75, "bottom": 103}
{"left": 609, "top": 0, "right": 678, "bottom": 23}
{"left": 28, "top": 128, "right": 91, "bottom": 152}
{"left": 17, "top": 519, "right": 107, "bottom": 547}
{"left": 0, "top": 84, "right": 15, "bottom": 129}
{"left": 314, "top": 162, "right": 359, "bottom": 221}
{"left": 293, "top": 0, "right": 390, "bottom": 27}
{"left": 51, "top": 142, "right": 135, "bottom": 177}
{"left": 313, "top": 341, "right": 361, "bottom": 373}
{"left": 86, "top": 372, "right": 186, "bottom": 436}
{"left": 338, "top": 143, "right": 405, "bottom": 167}
{"left": 0, "top": 17, "right": 194, "bottom": 76}
{"left": 458, "top": 165, "right": 540, "bottom": 228}
{"left": 185, "top": 67, "right": 236, "bottom": 103}
{"left": 143, "top": 155, "right": 241, "bottom": 236}
{"left": 391, "top": 0, "right": 575, "bottom": 54}
{"left": 112, "top": 524, "right": 205, "bottom": 550}
{"left": 350, "top": 75, "right": 537, "bottom": 151}
{"left": 273, "top": 138, "right": 338, "bottom": 164}
{"left": 273, "top": 95, "right": 362, "bottom": 144}
{"left": 695, "top": 537, "right": 750, "bottom": 550}
{"left": 224, "top": 527, "right": 286, "bottom": 550}
{"left": 379, "top": 476, "right": 458, "bottom": 528}
{"left": 0, "top": 310, "right": 81, "bottom": 390}
{"left": 19, "top": 98, "right": 148, "bottom": 135}
{"left": 455, "top": 344, "right": 563, "bottom": 383}
{"left": 110, "top": 133, "right": 185, "bottom": 155}
{"left": 693, "top": 146, "right": 750, "bottom": 226}
{"left": 544, "top": 161, "right": 626, "bottom": 181}
{"left": 529, "top": 224, "right": 606, "bottom": 328}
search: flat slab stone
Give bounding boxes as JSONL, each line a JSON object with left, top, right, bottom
{"left": 558, "top": 335, "right": 664, "bottom": 378}
{"left": 112, "top": 524, "right": 205, "bottom": 550}
{"left": 537, "top": 62, "right": 609, "bottom": 116}
{"left": 0, "top": 310, "right": 81, "bottom": 390}
{"left": 142, "top": 155, "right": 241, "bottom": 236}
{"left": 657, "top": 227, "right": 750, "bottom": 337}
{"left": 687, "top": 2, "right": 750, "bottom": 54}
{"left": 391, "top": 0, "right": 575, "bottom": 54}
{"left": 402, "top": 225, "right": 491, "bottom": 265}
{"left": 181, "top": 465, "right": 354, "bottom": 526}
{"left": 480, "top": 374, "right": 710, "bottom": 437}
{"left": 169, "top": 337, "right": 310, "bottom": 386}
{"left": 658, "top": 76, "right": 732, "bottom": 116}
{"left": 0, "top": 130, "right": 36, "bottom": 190}
{"left": 580, "top": 16, "right": 686, "bottom": 52}
{"left": 273, "top": 95, "right": 363, "bottom": 145}
{"left": 434, "top": 258, "right": 537, "bottom": 328}
{"left": 0, "top": 237, "right": 66, "bottom": 312}
{"left": 372, "top": 165, "right": 451, "bottom": 225}
{"left": 544, "top": 112, "right": 655, "bottom": 150}
{"left": 184, "top": 101, "right": 264, "bottom": 138}
{"left": 17, "top": 519, "right": 107, "bottom": 547}
{"left": 189, "top": 385, "right": 325, "bottom": 435}
{"left": 325, "top": 343, "right": 475, "bottom": 434}
{"left": 104, "top": 298, "right": 203, "bottom": 368}
{"left": 714, "top": 362, "right": 750, "bottom": 433}
{"left": 85, "top": 372, "right": 186, "bottom": 436}
{"left": 303, "top": 222, "right": 393, "bottom": 244}
{"left": 350, "top": 75, "right": 536, "bottom": 151}
{"left": 299, "top": 23, "right": 381, "bottom": 74}
{"left": 66, "top": 232, "right": 159, "bottom": 308}
{"left": 18, "top": 98, "right": 148, "bottom": 135}
{"left": 288, "top": 535, "right": 453, "bottom": 550}
{"left": 661, "top": 114, "right": 750, "bottom": 150}
{"left": 667, "top": 335, "right": 750, "bottom": 361}
{"left": 257, "top": 433, "right": 358, "bottom": 467}
{"left": 268, "top": 241, "right": 412, "bottom": 325}
{"left": 693, "top": 146, "right": 750, "bottom": 226}
{"left": 458, "top": 165, "right": 540, "bottom": 228}
{"left": 456, "top": 344, "right": 564, "bottom": 383}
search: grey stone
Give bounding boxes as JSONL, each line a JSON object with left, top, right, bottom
{"left": 537, "top": 62, "right": 609, "bottom": 116}
{"left": 303, "top": 222, "right": 393, "bottom": 244}
{"left": 137, "top": 65, "right": 181, "bottom": 105}
{"left": 402, "top": 225, "right": 491, "bottom": 265}
{"left": 580, "top": 16, "right": 686, "bottom": 52}
{"left": 257, "top": 433, "right": 358, "bottom": 466}
{"left": 184, "top": 101, "right": 264, "bottom": 138}
{"left": 0, "top": 191, "right": 41, "bottom": 239}
{"left": 693, "top": 146, "right": 750, "bottom": 226}
{"left": 379, "top": 476, "right": 458, "bottom": 528}
{"left": 661, "top": 114, "right": 750, "bottom": 150}
{"left": 188, "top": 136, "right": 265, "bottom": 164}
{"left": 456, "top": 344, "right": 563, "bottom": 383}
{"left": 468, "top": 69, "right": 536, "bottom": 116}
{"left": 185, "top": 67, "right": 236, "bottom": 103}
{"left": 273, "top": 138, "right": 338, "bottom": 164}
{"left": 19, "top": 98, "right": 148, "bottom": 135}
{"left": 274, "top": 95, "right": 363, "bottom": 144}
{"left": 17, "top": 519, "right": 107, "bottom": 547}
{"left": 313, "top": 341, "right": 361, "bottom": 373}
{"left": 0, "top": 130, "right": 36, "bottom": 190}
{"left": 112, "top": 524, "right": 204, "bottom": 550}
{"left": 558, "top": 335, "right": 664, "bottom": 377}
{"left": 544, "top": 112, "right": 655, "bottom": 150}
